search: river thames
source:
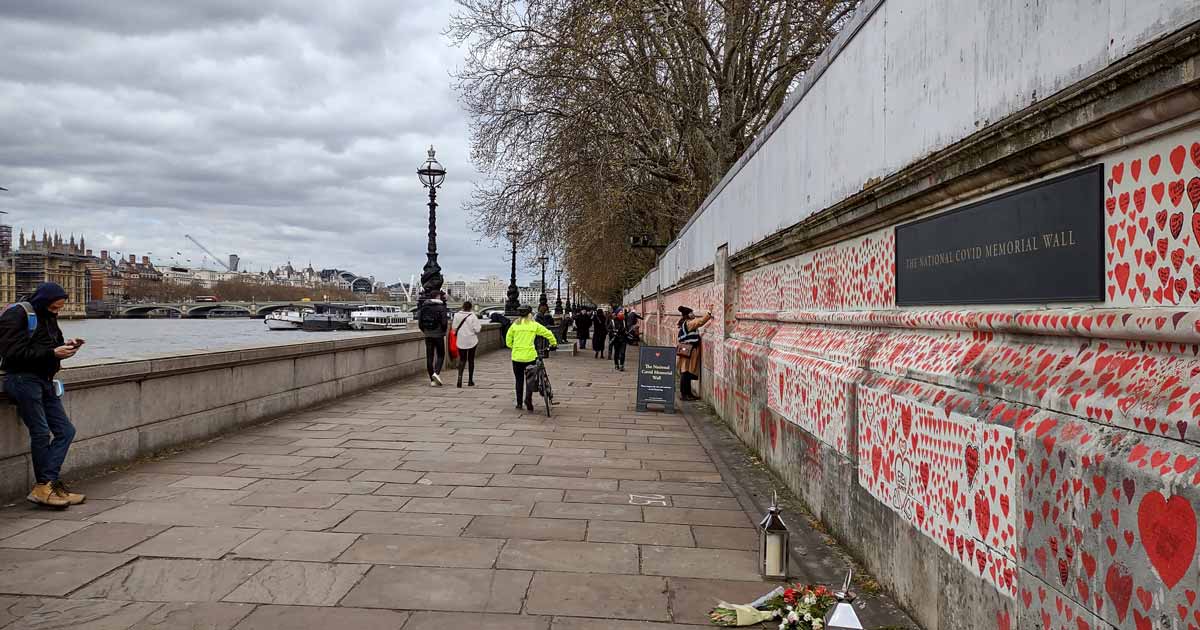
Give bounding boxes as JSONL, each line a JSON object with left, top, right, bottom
{"left": 58, "top": 318, "right": 398, "bottom": 364}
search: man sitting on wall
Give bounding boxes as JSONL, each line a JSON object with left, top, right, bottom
{"left": 0, "top": 283, "right": 87, "bottom": 507}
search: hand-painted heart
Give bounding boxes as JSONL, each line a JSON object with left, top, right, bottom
{"left": 1105, "top": 563, "right": 1133, "bottom": 623}
{"left": 975, "top": 490, "right": 991, "bottom": 539}
{"left": 1171, "top": 145, "right": 1187, "bottom": 175}
{"left": 1188, "top": 177, "right": 1200, "bottom": 211}
{"left": 1151, "top": 182, "right": 1164, "bottom": 204}
{"left": 1156, "top": 210, "right": 1169, "bottom": 230}
{"left": 1149, "top": 154, "right": 1162, "bottom": 175}
{"left": 1137, "top": 490, "right": 1197, "bottom": 589}
{"left": 1113, "top": 162, "right": 1124, "bottom": 185}
{"left": 965, "top": 445, "right": 980, "bottom": 485}
{"left": 1170, "top": 180, "right": 1186, "bottom": 207}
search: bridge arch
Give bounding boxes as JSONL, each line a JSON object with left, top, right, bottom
{"left": 185, "top": 303, "right": 252, "bottom": 318}
{"left": 120, "top": 305, "right": 183, "bottom": 318}
{"left": 254, "top": 303, "right": 307, "bottom": 317}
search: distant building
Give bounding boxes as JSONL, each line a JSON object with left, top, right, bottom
{"left": 11, "top": 231, "right": 91, "bottom": 317}
{"left": 228, "top": 254, "right": 240, "bottom": 272}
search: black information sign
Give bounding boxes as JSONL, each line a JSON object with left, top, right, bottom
{"left": 895, "top": 165, "right": 1104, "bottom": 305}
{"left": 636, "top": 345, "right": 676, "bottom": 413}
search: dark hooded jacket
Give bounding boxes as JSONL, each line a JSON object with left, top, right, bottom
{"left": 0, "top": 283, "right": 68, "bottom": 379}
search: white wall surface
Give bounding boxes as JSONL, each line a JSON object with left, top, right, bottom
{"left": 627, "top": 0, "right": 1199, "bottom": 301}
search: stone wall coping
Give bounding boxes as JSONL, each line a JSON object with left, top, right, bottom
{"left": 727, "top": 307, "right": 1200, "bottom": 344}
{"left": 51, "top": 325, "right": 499, "bottom": 392}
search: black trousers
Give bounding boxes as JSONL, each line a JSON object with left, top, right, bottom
{"left": 425, "top": 337, "right": 445, "bottom": 377}
{"left": 512, "top": 360, "right": 535, "bottom": 404}
{"left": 593, "top": 332, "right": 607, "bottom": 357}
{"left": 680, "top": 372, "right": 696, "bottom": 399}
{"left": 457, "top": 347, "right": 477, "bottom": 382}
{"left": 612, "top": 338, "right": 627, "bottom": 367}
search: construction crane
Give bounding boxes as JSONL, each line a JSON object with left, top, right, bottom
{"left": 185, "top": 234, "right": 231, "bottom": 271}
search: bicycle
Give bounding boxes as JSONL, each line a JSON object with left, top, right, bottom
{"left": 528, "top": 344, "right": 556, "bottom": 417}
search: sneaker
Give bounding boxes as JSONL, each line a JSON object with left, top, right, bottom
{"left": 50, "top": 480, "right": 86, "bottom": 505}
{"left": 27, "top": 483, "right": 69, "bottom": 507}
{"left": 431, "top": 379, "right": 438, "bottom": 387}
{"left": 432, "top": 373, "right": 443, "bottom": 386}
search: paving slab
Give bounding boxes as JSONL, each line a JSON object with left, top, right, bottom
{"left": 497, "top": 540, "right": 639, "bottom": 574}
{"left": 240, "top": 507, "right": 350, "bottom": 531}
{"left": 231, "top": 604, "right": 408, "bottom": 630}
{"left": 128, "top": 526, "right": 258, "bottom": 559}
{"left": 170, "top": 476, "right": 256, "bottom": 490}
{"left": 232, "top": 530, "right": 359, "bottom": 562}
{"left": 231, "top": 492, "right": 342, "bottom": 509}
{"left": 73, "top": 558, "right": 267, "bottom": 602}
{"left": 642, "top": 507, "right": 751, "bottom": 528}
{"left": 0, "top": 520, "right": 90, "bottom": 549}
{"left": 450, "top": 486, "right": 565, "bottom": 503}
{"left": 6, "top": 598, "right": 161, "bottom": 629}
{"left": 131, "top": 602, "right": 255, "bottom": 630}
{"left": 0, "top": 549, "right": 132, "bottom": 596}
{"left": 91, "top": 503, "right": 263, "bottom": 528}
{"left": 666, "top": 578, "right": 776, "bottom": 625}
{"left": 331, "top": 495, "right": 410, "bottom": 511}
{"left": 341, "top": 566, "right": 531, "bottom": 613}
{"left": 586, "top": 520, "right": 695, "bottom": 547}
{"left": 532, "top": 502, "right": 642, "bottom": 522}
{"left": 550, "top": 620, "right": 712, "bottom": 630}
{"left": 52, "top": 523, "right": 169, "bottom": 553}
{"left": 339, "top": 533, "right": 503, "bottom": 567}
{"left": 223, "top": 561, "right": 368, "bottom": 605}
{"left": 405, "top": 611, "right": 550, "bottom": 630}
{"left": 464, "top": 516, "right": 587, "bottom": 541}
{"left": 333, "top": 511, "right": 472, "bottom": 536}
{"left": 640, "top": 546, "right": 761, "bottom": 581}
{"left": 524, "top": 572, "right": 669, "bottom": 621}
{"left": 692, "top": 526, "right": 758, "bottom": 550}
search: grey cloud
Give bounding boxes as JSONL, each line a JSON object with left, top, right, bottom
{"left": 0, "top": 1, "right": 526, "bottom": 284}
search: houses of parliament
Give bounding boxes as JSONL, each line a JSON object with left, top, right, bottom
{"left": 0, "top": 228, "right": 91, "bottom": 318}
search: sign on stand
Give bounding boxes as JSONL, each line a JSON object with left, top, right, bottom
{"left": 636, "top": 345, "right": 676, "bottom": 413}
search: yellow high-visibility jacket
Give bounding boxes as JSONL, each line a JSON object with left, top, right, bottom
{"left": 506, "top": 318, "right": 557, "bottom": 362}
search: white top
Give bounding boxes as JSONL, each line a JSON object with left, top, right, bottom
{"left": 451, "top": 311, "right": 483, "bottom": 349}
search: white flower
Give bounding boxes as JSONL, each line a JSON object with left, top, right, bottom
{"left": 813, "top": 619, "right": 823, "bottom": 629}
{"left": 804, "top": 612, "right": 812, "bottom": 621}
{"left": 778, "top": 622, "right": 786, "bottom": 630}
{"left": 788, "top": 611, "right": 799, "bottom": 623}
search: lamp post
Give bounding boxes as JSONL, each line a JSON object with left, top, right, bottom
{"left": 416, "top": 146, "right": 447, "bottom": 304}
{"left": 565, "top": 280, "right": 573, "bottom": 312}
{"left": 537, "top": 256, "right": 549, "bottom": 310}
{"left": 504, "top": 228, "right": 522, "bottom": 316}
{"left": 554, "top": 268, "right": 563, "bottom": 315}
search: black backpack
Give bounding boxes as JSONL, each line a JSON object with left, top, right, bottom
{"left": 418, "top": 302, "right": 445, "bottom": 332}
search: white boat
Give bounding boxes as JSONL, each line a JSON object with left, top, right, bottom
{"left": 349, "top": 305, "right": 410, "bottom": 330}
{"left": 265, "top": 309, "right": 307, "bottom": 330}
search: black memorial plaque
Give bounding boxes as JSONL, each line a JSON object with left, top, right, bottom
{"left": 636, "top": 345, "right": 676, "bottom": 413}
{"left": 895, "top": 165, "right": 1104, "bottom": 305}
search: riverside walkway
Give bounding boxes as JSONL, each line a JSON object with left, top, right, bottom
{"left": 0, "top": 348, "right": 906, "bottom": 629}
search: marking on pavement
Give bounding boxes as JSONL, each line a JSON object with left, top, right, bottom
{"left": 628, "top": 493, "right": 667, "bottom": 506}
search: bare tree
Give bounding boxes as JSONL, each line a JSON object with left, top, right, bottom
{"left": 451, "top": 0, "right": 858, "bottom": 299}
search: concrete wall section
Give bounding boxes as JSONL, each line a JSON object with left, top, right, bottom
{"left": 0, "top": 327, "right": 502, "bottom": 499}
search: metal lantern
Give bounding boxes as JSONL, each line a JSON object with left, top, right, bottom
{"left": 416, "top": 146, "right": 446, "bottom": 188}
{"left": 823, "top": 571, "right": 864, "bottom": 630}
{"left": 758, "top": 492, "right": 789, "bottom": 579}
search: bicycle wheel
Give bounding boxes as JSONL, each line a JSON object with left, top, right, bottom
{"left": 541, "top": 370, "right": 553, "bottom": 417}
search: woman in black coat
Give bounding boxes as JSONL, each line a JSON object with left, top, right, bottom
{"left": 573, "top": 309, "right": 592, "bottom": 349}
{"left": 591, "top": 309, "right": 608, "bottom": 359}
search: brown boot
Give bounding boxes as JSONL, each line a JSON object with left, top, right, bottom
{"left": 27, "top": 483, "right": 70, "bottom": 507}
{"left": 50, "top": 480, "right": 86, "bottom": 505}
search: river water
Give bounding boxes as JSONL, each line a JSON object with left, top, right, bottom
{"left": 57, "top": 318, "right": 398, "bottom": 365}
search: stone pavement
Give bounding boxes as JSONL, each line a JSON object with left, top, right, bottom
{"left": 0, "top": 348, "right": 820, "bottom": 629}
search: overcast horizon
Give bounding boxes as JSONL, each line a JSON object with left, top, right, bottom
{"left": 0, "top": 1, "right": 549, "bottom": 285}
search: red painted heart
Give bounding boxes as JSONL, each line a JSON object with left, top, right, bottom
{"left": 1171, "top": 145, "right": 1187, "bottom": 175}
{"left": 1137, "top": 491, "right": 1197, "bottom": 589}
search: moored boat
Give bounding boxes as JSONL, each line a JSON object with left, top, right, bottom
{"left": 302, "top": 308, "right": 353, "bottom": 331}
{"left": 349, "top": 305, "right": 410, "bottom": 330}
{"left": 265, "top": 309, "right": 307, "bottom": 330}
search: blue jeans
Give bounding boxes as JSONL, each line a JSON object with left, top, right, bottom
{"left": 5, "top": 374, "right": 75, "bottom": 484}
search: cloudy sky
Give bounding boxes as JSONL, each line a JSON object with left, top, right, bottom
{"left": 0, "top": 1, "right": 538, "bottom": 284}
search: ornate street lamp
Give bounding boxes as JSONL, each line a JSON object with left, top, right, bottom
{"left": 565, "top": 279, "right": 573, "bottom": 312}
{"left": 504, "top": 227, "right": 522, "bottom": 316}
{"left": 554, "top": 268, "right": 563, "bottom": 315}
{"left": 537, "top": 256, "right": 549, "bottom": 310}
{"left": 416, "top": 146, "right": 447, "bottom": 304}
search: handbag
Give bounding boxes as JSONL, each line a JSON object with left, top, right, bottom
{"left": 448, "top": 314, "right": 471, "bottom": 360}
{"left": 675, "top": 341, "right": 693, "bottom": 358}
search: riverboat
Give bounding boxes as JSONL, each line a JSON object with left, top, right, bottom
{"left": 349, "top": 305, "right": 410, "bottom": 330}
{"left": 264, "top": 309, "right": 307, "bottom": 330}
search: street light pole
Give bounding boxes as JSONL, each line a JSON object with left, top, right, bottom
{"left": 537, "top": 256, "right": 549, "bottom": 310}
{"left": 504, "top": 228, "right": 522, "bottom": 316}
{"left": 416, "top": 146, "right": 447, "bottom": 304}
{"left": 554, "top": 268, "right": 563, "bottom": 315}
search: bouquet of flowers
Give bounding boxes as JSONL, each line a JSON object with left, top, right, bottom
{"left": 708, "top": 584, "right": 838, "bottom": 628}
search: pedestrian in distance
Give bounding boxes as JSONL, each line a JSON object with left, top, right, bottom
{"left": 610, "top": 309, "right": 631, "bottom": 371}
{"left": 451, "top": 301, "right": 483, "bottom": 388}
{"left": 606, "top": 307, "right": 619, "bottom": 359}
{"left": 676, "top": 305, "right": 714, "bottom": 401}
{"left": 573, "top": 307, "right": 591, "bottom": 349}
{"left": 591, "top": 307, "right": 608, "bottom": 359}
{"left": 416, "top": 292, "right": 449, "bottom": 386}
{"left": 0, "top": 283, "right": 86, "bottom": 507}
{"left": 506, "top": 305, "right": 557, "bottom": 411}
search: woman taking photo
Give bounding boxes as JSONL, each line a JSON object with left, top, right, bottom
{"left": 451, "top": 301, "right": 483, "bottom": 388}
{"left": 676, "top": 305, "right": 713, "bottom": 401}
{"left": 505, "top": 305, "right": 558, "bottom": 411}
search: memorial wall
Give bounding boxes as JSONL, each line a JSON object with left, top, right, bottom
{"left": 625, "top": 1, "right": 1200, "bottom": 628}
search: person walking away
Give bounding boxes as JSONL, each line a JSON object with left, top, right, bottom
{"left": 0, "top": 283, "right": 86, "bottom": 507}
{"left": 591, "top": 308, "right": 608, "bottom": 359}
{"left": 451, "top": 301, "right": 483, "bottom": 388}
{"left": 573, "top": 308, "right": 591, "bottom": 349}
{"left": 676, "top": 305, "right": 714, "bottom": 401}
{"left": 417, "top": 294, "right": 449, "bottom": 386}
{"left": 626, "top": 310, "right": 641, "bottom": 346}
{"left": 610, "top": 310, "right": 630, "bottom": 371}
{"left": 605, "top": 307, "right": 619, "bottom": 359}
{"left": 557, "top": 308, "right": 571, "bottom": 345}
{"left": 506, "top": 305, "right": 557, "bottom": 411}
